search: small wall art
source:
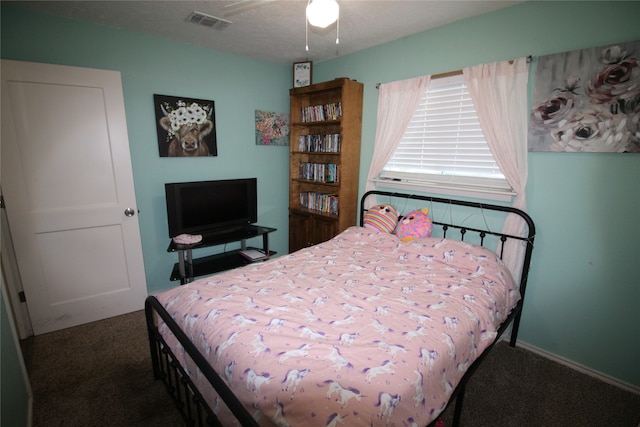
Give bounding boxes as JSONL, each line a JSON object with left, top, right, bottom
{"left": 293, "top": 61, "right": 312, "bottom": 88}
{"left": 255, "top": 110, "right": 289, "bottom": 146}
{"left": 154, "top": 94, "right": 217, "bottom": 157}
{"left": 528, "top": 40, "right": 640, "bottom": 153}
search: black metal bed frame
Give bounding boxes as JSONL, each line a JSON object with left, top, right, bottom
{"left": 145, "top": 190, "right": 535, "bottom": 427}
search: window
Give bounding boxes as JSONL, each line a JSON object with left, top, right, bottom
{"left": 378, "top": 73, "right": 514, "bottom": 200}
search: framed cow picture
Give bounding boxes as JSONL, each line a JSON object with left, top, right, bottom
{"left": 154, "top": 94, "right": 217, "bottom": 157}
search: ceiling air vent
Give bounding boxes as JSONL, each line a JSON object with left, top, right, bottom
{"left": 186, "top": 11, "right": 232, "bottom": 30}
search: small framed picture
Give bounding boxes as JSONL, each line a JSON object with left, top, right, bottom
{"left": 293, "top": 61, "right": 312, "bottom": 88}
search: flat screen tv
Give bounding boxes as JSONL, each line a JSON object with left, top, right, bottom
{"left": 165, "top": 178, "right": 257, "bottom": 237}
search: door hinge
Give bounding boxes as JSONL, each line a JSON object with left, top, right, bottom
{"left": 19, "top": 291, "right": 27, "bottom": 303}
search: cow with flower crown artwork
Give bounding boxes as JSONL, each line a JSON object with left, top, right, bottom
{"left": 154, "top": 94, "right": 217, "bottom": 157}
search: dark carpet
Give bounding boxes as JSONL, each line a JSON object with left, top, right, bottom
{"left": 22, "top": 310, "right": 182, "bottom": 426}
{"left": 22, "top": 310, "right": 640, "bottom": 426}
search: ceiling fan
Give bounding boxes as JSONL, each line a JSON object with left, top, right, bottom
{"left": 223, "top": 0, "right": 340, "bottom": 29}
{"left": 223, "top": 0, "right": 340, "bottom": 52}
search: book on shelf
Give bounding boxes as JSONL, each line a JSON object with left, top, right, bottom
{"left": 299, "top": 163, "right": 339, "bottom": 183}
{"left": 239, "top": 249, "right": 269, "bottom": 261}
{"left": 298, "top": 191, "right": 339, "bottom": 215}
{"left": 298, "top": 134, "right": 340, "bottom": 153}
{"left": 301, "top": 102, "right": 342, "bottom": 122}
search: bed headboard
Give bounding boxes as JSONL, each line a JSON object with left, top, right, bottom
{"left": 359, "top": 190, "right": 536, "bottom": 297}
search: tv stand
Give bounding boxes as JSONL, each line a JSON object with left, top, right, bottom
{"left": 167, "top": 224, "right": 277, "bottom": 284}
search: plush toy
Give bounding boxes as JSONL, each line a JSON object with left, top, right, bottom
{"left": 363, "top": 204, "right": 399, "bottom": 233}
{"left": 395, "top": 208, "right": 433, "bottom": 242}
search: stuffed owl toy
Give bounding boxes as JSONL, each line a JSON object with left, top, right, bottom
{"left": 363, "top": 204, "right": 399, "bottom": 233}
{"left": 395, "top": 208, "right": 433, "bottom": 242}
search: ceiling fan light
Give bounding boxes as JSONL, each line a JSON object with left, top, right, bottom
{"left": 306, "top": 0, "right": 339, "bottom": 28}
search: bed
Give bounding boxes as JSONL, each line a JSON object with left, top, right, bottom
{"left": 145, "top": 190, "right": 535, "bottom": 427}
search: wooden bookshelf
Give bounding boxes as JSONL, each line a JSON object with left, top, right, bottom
{"left": 288, "top": 78, "right": 363, "bottom": 252}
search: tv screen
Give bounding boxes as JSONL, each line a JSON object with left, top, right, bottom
{"left": 165, "top": 178, "right": 257, "bottom": 237}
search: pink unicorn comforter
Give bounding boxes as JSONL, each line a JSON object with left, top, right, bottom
{"left": 154, "top": 226, "right": 518, "bottom": 426}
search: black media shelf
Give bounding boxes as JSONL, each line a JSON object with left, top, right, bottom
{"left": 169, "top": 247, "right": 276, "bottom": 281}
{"left": 167, "top": 224, "right": 276, "bottom": 284}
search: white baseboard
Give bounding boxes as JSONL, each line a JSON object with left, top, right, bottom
{"left": 507, "top": 338, "right": 640, "bottom": 396}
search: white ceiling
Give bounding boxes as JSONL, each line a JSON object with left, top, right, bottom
{"left": 9, "top": 0, "right": 523, "bottom": 65}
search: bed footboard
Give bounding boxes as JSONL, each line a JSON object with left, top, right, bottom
{"left": 145, "top": 296, "right": 259, "bottom": 427}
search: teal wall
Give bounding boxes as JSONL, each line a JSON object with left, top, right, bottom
{"left": 1, "top": 0, "right": 638, "bottom": 400}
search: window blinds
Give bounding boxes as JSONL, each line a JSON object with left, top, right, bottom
{"left": 381, "top": 74, "right": 509, "bottom": 190}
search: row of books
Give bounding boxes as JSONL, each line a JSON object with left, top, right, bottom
{"left": 298, "top": 134, "right": 341, "bottom": 153}
{"left": 301, "top": 102, "right": 342, "bottom": 122}
{"left": 299, "top": 192, "right": 339, "bottom": 215}
{"left": 300, "top": 163, "right": 339, "bottom": 183}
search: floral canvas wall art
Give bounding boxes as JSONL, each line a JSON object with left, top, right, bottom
{"left": 528, "top": 41, "right": 640, "bottom": 153}
{"left": 255, "top": 110, "right": 289, "bottom": 146}
{"left": 154, "top": 94, "right": 217, "bottom": 157}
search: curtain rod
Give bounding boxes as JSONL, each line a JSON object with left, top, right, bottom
{"left": 375, "top": 55, "right": 532, "bottom": 89}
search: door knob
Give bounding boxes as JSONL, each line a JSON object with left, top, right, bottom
{"left": 124, "top": 208, "right": 136, "bottom": 217}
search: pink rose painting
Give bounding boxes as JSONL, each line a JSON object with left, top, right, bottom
{"left": 529, "top": 41, "right": 640, "bottom": 153}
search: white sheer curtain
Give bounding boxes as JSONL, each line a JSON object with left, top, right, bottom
{"left": 463, "top": 58, "right": 530, "bottom": 280}
{"left": 365, "top": 75, "right": 430, "bottom": 206}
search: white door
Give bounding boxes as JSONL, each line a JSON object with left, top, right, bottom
{"left": 1, "top": 60, "right": 148, "bottom": 335}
